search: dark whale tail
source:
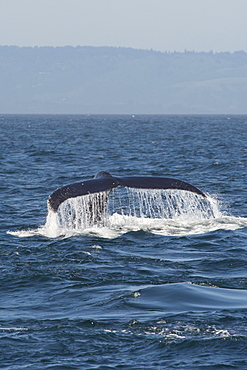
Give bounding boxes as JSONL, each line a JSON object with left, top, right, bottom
{"left": 48, "top": 171, "right": 206, "bottom": 213}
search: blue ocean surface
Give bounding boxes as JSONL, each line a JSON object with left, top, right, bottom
{"left": 1, "top": 114, "right": 247, "bottom": 369}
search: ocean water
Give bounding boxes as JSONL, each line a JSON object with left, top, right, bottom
{"left": 1, "top": 114, "right": 247, "bottom": 369}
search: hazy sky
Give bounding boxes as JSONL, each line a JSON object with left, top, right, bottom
{"left": 1, "top": 0, "right": 247, "bottom": 52}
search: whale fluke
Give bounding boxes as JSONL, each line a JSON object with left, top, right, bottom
{"left": 48, "top": 171, "right": 206, "bottom": 213}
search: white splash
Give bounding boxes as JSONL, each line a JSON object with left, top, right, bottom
{"left": 7, "top": 188, "right": 247, "bottom": 239}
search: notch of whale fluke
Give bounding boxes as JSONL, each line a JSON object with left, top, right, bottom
{"left": 48, "top": 171, "right": 206, "bottom": 213}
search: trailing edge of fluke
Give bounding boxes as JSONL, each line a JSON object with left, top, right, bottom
{"left": 48, "top": 171, "right": 206, "bottom": 213}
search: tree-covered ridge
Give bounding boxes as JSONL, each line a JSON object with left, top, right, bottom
{"left": 1, "top": 46, "right": 247, "bottom": 113}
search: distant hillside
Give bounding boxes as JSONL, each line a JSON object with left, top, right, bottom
{"left": 1, "top": 46, "right": 247, "bottom": 114}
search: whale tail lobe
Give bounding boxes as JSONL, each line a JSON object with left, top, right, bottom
{"left": 48, "top": 171, "right": 206, "bottom": 213}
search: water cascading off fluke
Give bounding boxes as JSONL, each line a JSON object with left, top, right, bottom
{"left": 51, "top": 187, "right": 219, "bottom": 231}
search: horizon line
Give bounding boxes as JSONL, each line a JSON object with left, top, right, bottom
{"left": 0, "top": 44, "right": 246, "bottom": 55}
